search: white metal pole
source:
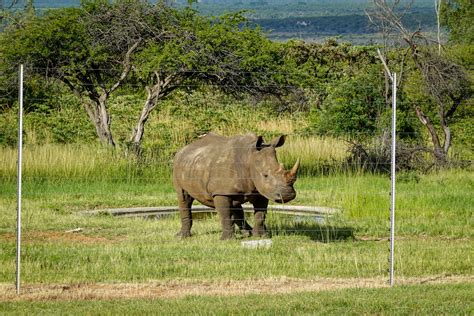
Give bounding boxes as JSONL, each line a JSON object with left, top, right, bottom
{"left": 389, "top": 72, "right": 397, "bottom": 286}
{"left": 16, "top": 64, "right": 23, "bottom": 295}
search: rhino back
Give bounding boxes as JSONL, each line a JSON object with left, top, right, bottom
{"left": 173, "top": 133, "right": 256, "bottom": 199}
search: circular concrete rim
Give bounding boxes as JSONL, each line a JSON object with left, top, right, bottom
{"left": 82, "top": 205, "right": 339, "bottom": 218}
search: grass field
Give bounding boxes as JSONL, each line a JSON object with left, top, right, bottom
{"left": 0, "top": 143, "right": 472, "bottom": 313}
{"left": 1, "top": 282, "right": 473, "bottom": 314}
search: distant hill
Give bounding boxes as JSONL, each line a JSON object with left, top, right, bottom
{"left": 2, "top": 0, "right": 439, "bottom": 43}
{"left": 181, "top": 0, "right": 438, "bottom": 43}
{"left": 2, "top": 0, "right": 80, "bottom": 9}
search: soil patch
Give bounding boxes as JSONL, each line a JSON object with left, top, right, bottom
{"left": 1, "top": 275, "right": 472, "bottom": 302}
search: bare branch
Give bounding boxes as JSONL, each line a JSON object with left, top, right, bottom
{"left": 367, "top": 0, "right": 472, "bottom": 163}
{"left": 434, "top": 0, "right": 442, "bottom": 55}
{"left": 108, "top": 39, "right": 142, "bottom": 95}
{"left": 376, "top": 48, "right": 393, "bottom": 80}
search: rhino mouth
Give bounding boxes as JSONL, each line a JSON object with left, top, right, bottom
{"left": 272, "top": 189, "right": 296, "bottom": 204}
{"left": 274, "top": 197, "right": 295, "bottom": 204}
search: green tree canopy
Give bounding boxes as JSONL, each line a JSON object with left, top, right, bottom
{"left": 128, "top": 9, "right": 292, "bottom": 150}
{"left": 1, "top": 1, "right": 289, "bottom": 149}
{"left": 441, "top": 0, "right": 474, "bottom": 44}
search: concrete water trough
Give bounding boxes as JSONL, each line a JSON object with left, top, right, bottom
{"left": 82, "top": 205, "right": 339, "bottom": 223}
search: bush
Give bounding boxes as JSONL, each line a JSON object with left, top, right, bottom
{"left": 309, "top": 70, "right": 386, "bottom": 138}
{"left": 346, "top": 134, "right": 433, "bottom": 173}
{"left": 0, "top": 108, "right": 19, "bottom": 147}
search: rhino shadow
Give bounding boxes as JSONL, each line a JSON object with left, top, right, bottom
{"left": 268, "top": 222, "right": 355, "bottom": 242}
{"left": 186, "top": 212, "right": 355, "bottom": 242}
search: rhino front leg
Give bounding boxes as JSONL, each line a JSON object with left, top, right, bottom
{"left": 231, "top": 202, "right": 252, "bottom": 237}
{"left": 214, "top": 195, "right": 235, "bottom": 240}
{"left": 176, "top": 190, "right": 194, "bottom": 238}
{"left": 252, "top": 197, "right": 269, "bottom": 237}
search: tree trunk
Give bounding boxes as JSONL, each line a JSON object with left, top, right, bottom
{"left": 129, "top": 100, "right": 156, "bottom": 153}
{"left": 83, "top": 95, "right": 115, "bottom": 148}
{"left": 128, "top": 73, "right": 177, "bottom": 153}
{"left": 129, "top": 85, "right": 161, "bottom": 153}
{"left": 415, "top": 106, "right": 447, "bottom": 163}
{"left": 71, "top": 41, "right": 140, "bottom": 148}
{"left": 441, "top": 124, "right": 451, "bottom": 154}
{"left": 411, "top": 53, "right": 452, "bottom": 165}
{"left": 98, "top": 95, "right": 115, "bottom": 147}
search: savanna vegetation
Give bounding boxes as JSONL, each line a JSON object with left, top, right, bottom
{"left": 0, "top": 0, "right": 472, "bottom": 313}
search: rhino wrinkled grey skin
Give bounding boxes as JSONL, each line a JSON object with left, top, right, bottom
{"left": 173, "top": 133, "right": 299, "bottom": 240}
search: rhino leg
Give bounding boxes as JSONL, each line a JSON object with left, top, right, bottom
{"left": 176, "top": 190, "right": 194, "bottom": 238}
{"left": 252, "top": 197, "right": 269, "bottom": 237}
{"left": 231, "top": 203, "right": 252, "bottom": 237}
{"left": 214, "top": 195, "right": 235, "bottom": 240}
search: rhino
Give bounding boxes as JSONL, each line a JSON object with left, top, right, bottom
{"left": 172, "top": 133, "right": 299, "bottom": 240}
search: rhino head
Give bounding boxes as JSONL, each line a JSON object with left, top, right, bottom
{"left": 249, "top": 135, "right": 299, "bottom": 203}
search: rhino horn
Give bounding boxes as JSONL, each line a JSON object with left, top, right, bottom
{"left": 289, "top": 158, "right": 300, "bottom": 177}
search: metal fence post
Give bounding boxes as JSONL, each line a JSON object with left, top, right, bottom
{"left": 16, "top": 64, "right": 23, "bottom": 295}
{"left": 376, "top": 49, "right": 397, "bottom": 287}
{"left": 389, "top": 72, "right": 397, "bottom": 286}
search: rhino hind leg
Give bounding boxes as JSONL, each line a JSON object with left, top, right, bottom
{"left": 231, "top": 203, "right": 252, "bottom": 238}
{"left": 176, "top": 190, "right": 194, "bottom": 238}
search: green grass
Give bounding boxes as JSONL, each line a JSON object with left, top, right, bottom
{"left": 1, "top": 283, "right": 472, "bottom": 315}
{"left": 0, "top": 169, "right": 472, "bottom": 283}
{"left": 0, "top": 143, "right": 472, "bottom": 311}
{"left": 1, "top": 236, "right": 471, "bottom": 283}
{"left": 296, "top": 170, "right": 474, "bottom": 238}
{"left": 0, "top": 134, "right": 349, "bottom": 181}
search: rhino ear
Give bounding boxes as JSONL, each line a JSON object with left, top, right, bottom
{"left": 256, "top": 136, "right": 266, "bottom": 151}
{"left": 270, "top": 135, "right": 286, "bottom": 148}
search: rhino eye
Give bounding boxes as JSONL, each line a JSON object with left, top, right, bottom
{"left": 263, "top": 174, "right": 269, "bottom": 178}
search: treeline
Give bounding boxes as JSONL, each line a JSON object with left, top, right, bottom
{"left": 2, "top": 1, "right": 438, "bottom": 44}
{"left": 255, "top": 11, "right": 437, "bottom": 36}
{"left": 180, "top": 0, "right": 439, "bottom": 41}
{"left": 0, "top": 0, "right": 472, "bottom": 168}
{"left": 176, "top": 0, "right": 435, "bottom": 19}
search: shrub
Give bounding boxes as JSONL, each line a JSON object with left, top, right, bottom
{"left": 346, "top": 134, "right": 433, "bottom": 173}
{"left": 309, "top": 69, "right": 386, "bottom": 139}
{"left": 0, "top": 108, "right": 19, "bottom": 147}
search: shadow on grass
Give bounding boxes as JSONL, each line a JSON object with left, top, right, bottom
{"left": 197, "top": 225, "right": 355, "bottom": 242}
{"left": 269, "top": 223, "right": 355, "bottom": 242}
{"left": 166, "top": 212, "right": 355, "bottom": 242}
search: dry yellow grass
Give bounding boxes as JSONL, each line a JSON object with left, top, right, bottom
{"left": 280, "top": 135, "right": 348, "bottom": 162}
{"left": 0, "top": 133, "right": 349, "bottom": 180}
{"left": 0, "top": 144, "right": 114, "bottom": 179}
{"left": 1, "top": 275, "right": 471, "bottom": 302}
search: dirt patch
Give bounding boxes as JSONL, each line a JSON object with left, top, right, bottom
{"left": 1, "top": 275, "right": 472, "bottom": 302}
{"left": 1, "top": 231, "right": 123, "bottom": 245}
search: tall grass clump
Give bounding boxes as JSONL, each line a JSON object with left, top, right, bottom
{"left": 278, "top": 135, "right": 349, "bottom": 176}
{"left": 136, "top": 95, "right": 310, "bottom": 156}
{"left": 0, "top": 144, "right": 170, "bottom": 184}
{"left": 0, "top": 135, "right": 357, "bottom": 186}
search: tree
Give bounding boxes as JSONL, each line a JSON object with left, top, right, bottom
{"left": 280, "top": 39, "right": 387, "bottom": 135}
{"left": 311, "top": 68, "right": 385, "bottom": 138}
{"left": 367, "top": 0, "right": 472, "bottom": 164}
{"left": 1, "top": 1, "right": 289, "bottom": 150}
{"left": 129, "top": 10, "right": 290, "bottom": 151}
{"left": 0, "top": 1, "right": 171, "bottom": 147}
{"left": 79, "top": 0, "right": 180, "bottom": 148}
{"left": 1, "top": 1, "right": 202, "bottom": 148}
{"left": 441, "top": 0, "right": 474, "bottom": 44}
